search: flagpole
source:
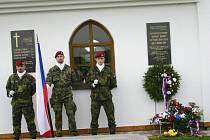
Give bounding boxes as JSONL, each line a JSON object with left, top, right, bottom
{"left": 47, "top": 103, "right": 54, "bottom": 137}
{"left": 36, "top": 35, "right": 54, "bottom": 137}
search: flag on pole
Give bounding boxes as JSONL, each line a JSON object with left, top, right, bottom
{"left": 36, "top": 36, "right": 54, "bottom": 138}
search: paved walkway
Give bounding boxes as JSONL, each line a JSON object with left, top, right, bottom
{"left": 22, "top": 133, "right": 150, "bottom": 140}
{"left": 9, "top": 130, "right": 210, "bottom": 140}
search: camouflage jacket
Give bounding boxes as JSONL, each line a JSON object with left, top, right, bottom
{"left": 46, "top": 64, "right": 77, "bottom": 101}
{"left": 86, "top": 65, "right": 117, "bottom": 101}
{"left": 6, "top": 73, "right": 36, "bottom": 106}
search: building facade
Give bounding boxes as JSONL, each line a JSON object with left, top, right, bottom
{"left": 0, "top": 0, "right": 209, "bottom": 135}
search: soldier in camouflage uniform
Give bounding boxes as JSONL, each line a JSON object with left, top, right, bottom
{"left": 46, "top": 51, "right": 78, "bottom": 137}
{"left": 86, "top": 51, "right": 117, "bottom": 135}
{"left": 6, "top": 60, "right": 37, "bottom": 140}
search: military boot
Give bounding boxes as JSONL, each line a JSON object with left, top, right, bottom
{"left": 13, "top": 135, "right": 19, "bottom": 140}
{"left": 70, "top": 131, "right": 78, "bottom": 136}
{"left": 110, "top": 128, "right": 116, "bottom": 134}
{"left": 91, "top": 129, "right": 98, "bottom": 135}
{"left": 55, "top": 131, "right": 62, "bottom": 137}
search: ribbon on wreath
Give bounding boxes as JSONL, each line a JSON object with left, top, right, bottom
{"left": 162, "top": 76, "right": 171, "bottom": 111}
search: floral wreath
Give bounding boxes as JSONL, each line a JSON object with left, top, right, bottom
{"left": 143, "top": 65, "right": 180, "bottom": 102}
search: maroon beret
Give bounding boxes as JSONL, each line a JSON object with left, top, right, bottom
{"left": 16, "top": 60, "right": 25, "bottom": 66}
{"left": 95, "top": 51, "right": 105, "bottom": 58}
{"left": 55, "top": 51, "right": 64, "bottom": 58}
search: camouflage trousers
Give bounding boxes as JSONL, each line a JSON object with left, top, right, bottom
{"left": 50, "top": 97, "right": 77, "bottom": 136}
{"left": 12, "top": 104, "right": 37, "bottom": 138}
{"left": 91, "top": 98, "right": 116, "bottom": 132}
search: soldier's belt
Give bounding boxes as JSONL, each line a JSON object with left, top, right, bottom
{"left": 96, "top": 85, "right": 109, "bottom": 88}
{"left": 13, "top": 95, "right": 32, "bottom": 99}
{"left": 54, "top": 84, "right": 72, "bottom": 88}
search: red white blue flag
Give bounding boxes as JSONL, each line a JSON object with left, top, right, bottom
{"left": 36, "top": 38, "right": 54, "bottom": 137}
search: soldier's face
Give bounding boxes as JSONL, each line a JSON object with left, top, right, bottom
{"left": 56, "top": 55, "right": 64, "bottom": 64}
{"left": 96, "top": 57, "right": 105, "bottom": 65}
{"left": 16, "top": 65, "right": 26, "bottom": 73}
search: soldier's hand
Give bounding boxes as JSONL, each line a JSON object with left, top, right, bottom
{"left": 94, "top": 79, "right": 98, "bottom": 85}
{"left": 92, "top": 83, "right": 96, "bottom": 88}
{"left": 46, "top": 84, "right": 50, "bottom": 90}
{"left": 9, "top": 90, "right": 15, "bottom": 97}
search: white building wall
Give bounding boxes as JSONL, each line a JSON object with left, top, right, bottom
{"left": 0, "top": 2, "right": 204, "bottom": 134}
{"left": 197, "top": 0, "right": 210, "bottom": 122}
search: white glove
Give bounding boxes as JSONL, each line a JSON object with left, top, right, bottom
{"left": 46, "top": 84, "right": 50, "bottom": 90}
{"left": 9, "top": 90, "right": 15, "bottom": 97}
{"left": 94, "top": 79, "right": 98, "bottom": 85}
{"left": 92, "top": 83, "right": 96, "bottom": 88}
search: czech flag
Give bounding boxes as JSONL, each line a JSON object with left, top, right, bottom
{"left": 36, "top": 37, "right": 54, "bottom": 138}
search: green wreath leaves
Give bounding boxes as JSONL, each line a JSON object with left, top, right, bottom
{"left": 143, "top": 65, "right": 181, "bottom": 102}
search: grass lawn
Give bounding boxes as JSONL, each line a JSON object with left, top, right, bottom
{"left": 148, "top": 136, "right": 210, "bottom": 140}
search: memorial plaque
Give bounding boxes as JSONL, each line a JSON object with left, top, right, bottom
{"left": 11, "top": 30, "right": 35, "bottom": 73}
{"left": 147, "top": 22, "right": 171, "bottom": 65}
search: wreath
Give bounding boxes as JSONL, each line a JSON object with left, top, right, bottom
{"left": 143, "top": 65, "right": 180, "bottom": 102}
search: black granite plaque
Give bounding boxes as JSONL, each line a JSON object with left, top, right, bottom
{"left": 11, "top": 30, "right": 35, "bottom": 73}
{"left": 147, "top": 22, "right": 171, "bottom": 65}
